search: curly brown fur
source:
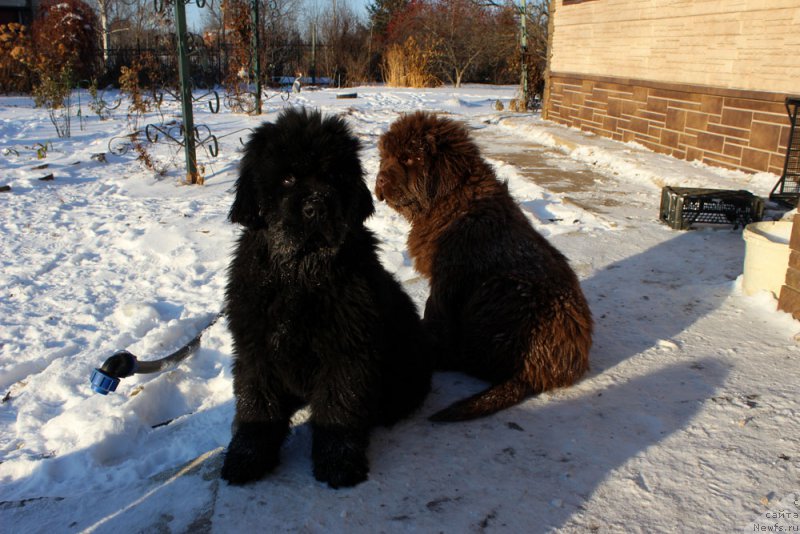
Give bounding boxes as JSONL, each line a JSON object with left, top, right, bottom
{"left": 221, "top": 108, "right": 432, "bottom": 487}
{"left": 375, "top": 111, "right": 592, "bottom": 422}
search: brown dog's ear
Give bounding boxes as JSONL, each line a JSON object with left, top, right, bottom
{"left": 409, "top": 131, "right": 438, "bottom": 160}
{"left": 424, "top": 132, "right": 438, "bottom": 156}
{"left": 425, "top": 116, "right": 477, "bottom": 200}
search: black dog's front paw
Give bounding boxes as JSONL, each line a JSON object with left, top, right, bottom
{"left": 221, "top": 423, "right": 283, "bottom": 485}
{"left": 312, "top": 425, "right": 369, "bottom": 488}
{"left": 313, "top": 449, "right": 369, "bottom": 488}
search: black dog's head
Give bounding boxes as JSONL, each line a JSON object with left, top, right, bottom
{"left": 230, "top": 108, "right": 374, "bottom": 260}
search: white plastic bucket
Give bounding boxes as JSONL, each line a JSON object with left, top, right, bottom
{"left": 742, "top": 221, "right": 792, "bottom": 297}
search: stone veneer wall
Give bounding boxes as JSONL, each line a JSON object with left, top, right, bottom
{"left": 544, "top": 73, "right": 792, "bottom": 175}
{"left": 549, "top": 0, "right": 799, "bottom": 95}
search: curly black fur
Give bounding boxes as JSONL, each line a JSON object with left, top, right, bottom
{"left": 220, "top": 108, "right": 432, "bottom": 488}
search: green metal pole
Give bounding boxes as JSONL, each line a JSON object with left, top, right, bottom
{"left": 520, "top": 0, "right": 529, "bottom": 110}
{"left": 252, "top": 0, "right": 262, "bottom": 115}
{"left": 173, "top": 0, "right": 199, "bottom": 183}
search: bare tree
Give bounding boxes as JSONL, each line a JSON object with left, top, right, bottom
{"left": 261, "top": 0, "right": 304, "bottom": 79}
{"left": 307, "top": 0, "right": 372, "bottom": 85}
{"left": 474, "top": 0, "right": 549, "bottom": 94}
{"left": 427, "top": 0, "right": 518, "bottom": 87}
{"left": 87, "top": 0, "right": 141, "bottom": 65}
{"left": 381, "top": 0, "right": 516, "bottom": 87}
{"left": 107, "top": 0, "right": 173, "bottom": 49}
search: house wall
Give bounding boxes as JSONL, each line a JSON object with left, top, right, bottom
{"left": 544, "top": 0, "right": 800, "bottom": 174}
{"left": 551, "top": 0, "right": 799, "bottom": 94}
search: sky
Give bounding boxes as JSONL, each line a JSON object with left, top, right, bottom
{"left": 186, "top": 0, "right": 372, "bottom": 32}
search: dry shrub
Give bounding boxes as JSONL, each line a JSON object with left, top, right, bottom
{"left": 381, "top": 36, "right": 439, "bottom": 88}
{"left": 221, "top": 0, "right": 255, "bottom": 111}
{"left": 509, "top": 98, "right": 526, "bottom": 113}
{"left": 119, "top": 52, "right": 165, "bottom": 128}
{"left": 16, "top": 0, "right": 101, "bottom": 136}
{"left": 133, "top": 140, "right": 168, "bottom": 177}
{"left": 328, "top": 38, "right": 373, "bottom": 88}
{"left": 87, "top": 78, "right": 118, "bottom": 120}
{"left": 30, "top": 0, "right": 99, "bottom": 81}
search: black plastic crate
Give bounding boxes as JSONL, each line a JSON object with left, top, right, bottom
{"left": 660, "top": 187, "right": 764, "bottom": 230}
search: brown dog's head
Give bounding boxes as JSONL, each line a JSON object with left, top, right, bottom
{"left": 375, "top": 112, "right": 481, "bottom": 220}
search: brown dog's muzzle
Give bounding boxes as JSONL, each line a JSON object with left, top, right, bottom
{"left": 375, "top": 172, "right": 388, "bottom": 202}
{"left": 375, "top": 155, "right": 409, "bottom": 206}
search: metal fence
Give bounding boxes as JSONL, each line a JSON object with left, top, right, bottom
{"left": 98, "top": 42, "right": 323, "bottom": 89}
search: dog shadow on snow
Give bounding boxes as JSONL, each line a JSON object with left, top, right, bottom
{"left": 211, "top": 231, "right": 741, "bottom": 530}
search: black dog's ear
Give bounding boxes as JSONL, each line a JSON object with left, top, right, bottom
{"left": 329, "top": 114, "right": 374, "bottom": 224}
{"left": 354, "top": 178, "right": 375, "bottom": 223}
{"left": 228, "top": 166, "right": 259, "bottom": 227}
{"left": 229, "top": 125, "right": 274, "bottom": 228}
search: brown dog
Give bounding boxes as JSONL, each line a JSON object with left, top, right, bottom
{"left": 375, "top": 111, "right": 592, "bottom": 421}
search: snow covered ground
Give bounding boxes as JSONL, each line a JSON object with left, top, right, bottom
{"left": 1, "top": 85, "right": 798, "bottom": 533}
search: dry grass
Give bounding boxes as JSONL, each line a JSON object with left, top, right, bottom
{"left": 381, "top": 37, "right": 440, "bottom": 88}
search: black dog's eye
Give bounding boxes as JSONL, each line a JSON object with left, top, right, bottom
{"left": 282, "top": 176, "right": 296, "bottom": 188}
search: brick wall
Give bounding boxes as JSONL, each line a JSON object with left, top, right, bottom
{"left": 545, "top": 73, "right": 791, "bottom": 175}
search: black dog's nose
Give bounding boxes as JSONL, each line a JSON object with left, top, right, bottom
{"left": 303, "top": 197, "right": 327, "bottom": 221}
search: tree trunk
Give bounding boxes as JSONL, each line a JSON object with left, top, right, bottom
{"left": 100, "top": 1, "right": 110, "bottom": 65}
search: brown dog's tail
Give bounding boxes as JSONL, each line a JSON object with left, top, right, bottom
{"left": 429, "top": 377, "right": 532, "bottom": 422}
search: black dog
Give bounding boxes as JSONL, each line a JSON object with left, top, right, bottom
{"left": 220, "top": 108, "right": 432, "bottom": 488}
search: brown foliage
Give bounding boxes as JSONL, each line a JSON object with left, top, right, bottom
{"left": 0, "top": 23, "right": 33, "bottom": 92}
{"left": 221, "top": 0, "right": 253, "bottom": 102}
{"left": 4, "top": 0, "right": 102, "bottom": 135}
{"left": 30, "top": 0, "right": 100, "bottom": 82}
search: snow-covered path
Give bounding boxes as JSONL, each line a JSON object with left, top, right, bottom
{"left": 1, "top": 86, "right": 798, "bottom": 533}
